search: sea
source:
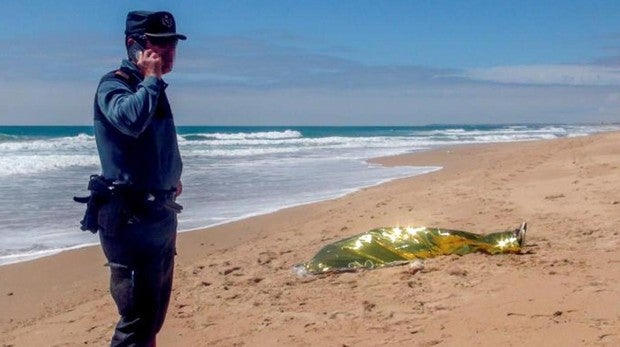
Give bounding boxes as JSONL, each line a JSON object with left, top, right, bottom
{"left": 1, "top": 124, "right": 618, "bottom": 266}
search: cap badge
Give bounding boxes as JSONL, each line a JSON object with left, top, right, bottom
{"left": 161, "top": 14, "right": 173, "bottom": 28}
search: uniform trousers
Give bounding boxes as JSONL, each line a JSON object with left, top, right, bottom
{"left": 99, "top": 202, "right": 177, "bottom": 347}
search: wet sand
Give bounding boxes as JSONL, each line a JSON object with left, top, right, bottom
{"left": 1, "top": 131, "right": 619, "bottom": 346}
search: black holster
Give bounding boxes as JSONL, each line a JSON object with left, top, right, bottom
{"left": 74, "top": 175, "right": 128, "bottom": 234}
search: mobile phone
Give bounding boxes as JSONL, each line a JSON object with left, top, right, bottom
{"left": 128, "top": 42, "right": 145, "bottom": 63}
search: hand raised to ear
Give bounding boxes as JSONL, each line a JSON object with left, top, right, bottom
{"left": 137, "top": 49, "right": 162, "bottom": 78}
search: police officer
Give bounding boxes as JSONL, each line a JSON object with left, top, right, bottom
{"left": 93, "top": 10, "right": 185, "bottom": 347}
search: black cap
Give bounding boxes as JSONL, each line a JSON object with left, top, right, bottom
{"left": 125, "top": 11, "right": 187, "bottom": 40}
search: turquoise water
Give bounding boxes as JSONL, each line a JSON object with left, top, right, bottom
{"left": 0, "top": 123, "right": 605, "bottom": 139}
{"left": 0, "top": 124, "right": 618, "bottom": 265}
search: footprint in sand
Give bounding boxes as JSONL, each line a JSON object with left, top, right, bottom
{"left": 220, "top": 266, "right": 242, "bottom": 275}
{"left": 257, "top": 251, "right": 277, "bottom": 265}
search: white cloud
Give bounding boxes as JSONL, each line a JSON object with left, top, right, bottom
{"left": 459, "top": 64, "right": 620, "bottom": 86}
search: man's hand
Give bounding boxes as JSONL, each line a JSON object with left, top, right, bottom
{"left": 137, "top": 49, "right": 162, "bottom": 78}
{"left": 175, "top": 181, "right": 183, "bottom": 198}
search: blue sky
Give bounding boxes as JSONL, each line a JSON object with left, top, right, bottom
{"left": 1, "top": 0, "right": 620, "bottom": 125}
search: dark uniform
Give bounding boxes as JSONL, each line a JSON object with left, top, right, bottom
{"left": 92, "top": 11, "right": 186, "bottom": 347}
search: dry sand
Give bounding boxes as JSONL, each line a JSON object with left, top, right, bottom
{"left": 1, "top": 131, "right": 619, "bottom": 346}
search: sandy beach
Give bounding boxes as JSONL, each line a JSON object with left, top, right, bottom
{"left": 1, "top": 131, "right": 619, "bottom": 346}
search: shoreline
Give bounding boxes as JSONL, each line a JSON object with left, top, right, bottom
{"left": 3, "top": 129, "right": 606, "bottom": 268}
{"left": 1, "top": 125, "right": 617, "bottom": 267}
{"left": 2, "top": 131, "right": 620, "bottom": 345}
{"left": 0, "top": 154, "right": 440, "bottom": 268}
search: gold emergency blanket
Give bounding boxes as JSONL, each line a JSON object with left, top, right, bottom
{"left": 301, "top": 224, "right": 526, "bottom": 274}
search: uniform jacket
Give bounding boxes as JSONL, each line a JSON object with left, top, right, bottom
{"left": 93, "top": 59, "right": 183, "bottom": 192}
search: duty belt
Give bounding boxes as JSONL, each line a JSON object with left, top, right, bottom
{"left": 127, "top": 188, "right": 183, "bottom": 214}
{"left": 74, "top": 176, "right": 183, "bottom": 233}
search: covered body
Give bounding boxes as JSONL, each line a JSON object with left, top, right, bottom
{"left": 302, "top": 225, "right": 523, "bottom": 274}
